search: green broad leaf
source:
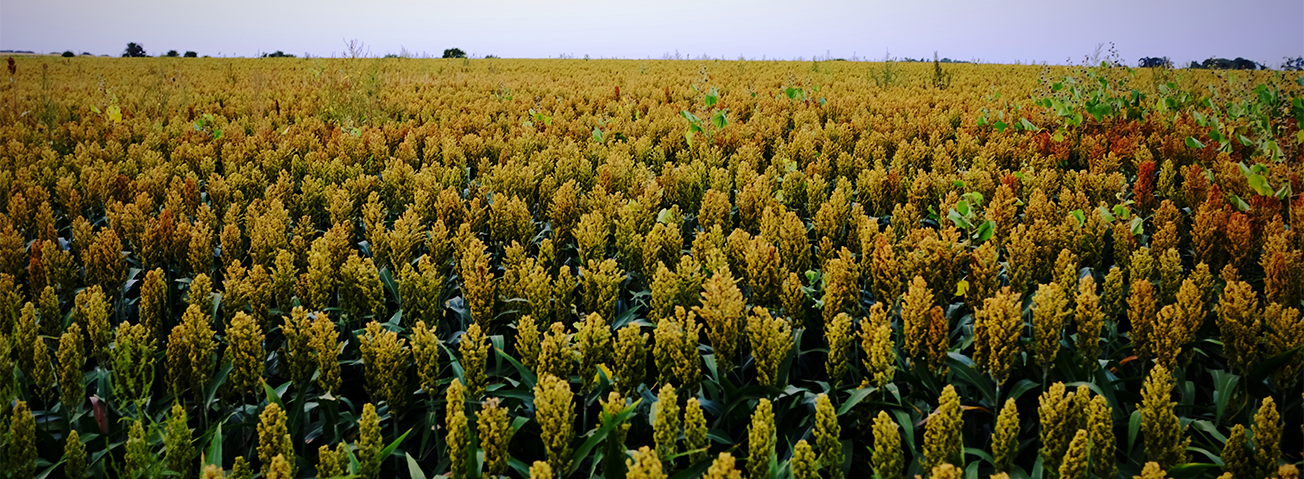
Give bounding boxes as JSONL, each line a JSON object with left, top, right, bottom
{"left": 1020, "top": 118, "right": 1039, "bottom": 132}
{"left": 107, "top": 105, "right": 122, "bottom": 123}
{"left": 947, "top": 209, "right": 973, "bottom": 230}
{"left": 1129, "top": 217, "right": 1144, "bottom": 236}
{"left": 1185, "top": 136, "right": 1205, "bottom": 149}
{"left": 947, "top": 354, "right": 996, "bottom": 407}
{"left": 965, "top": 447, "right": 996, "bottom": 465}
{"left": 1167, "top": 464, "right": 1220, "bottom": 479}
{"left": 543, "top": 116, "right": 552, "bottom": 126}
{"left": 1069, "top": 209, "right": 1086, "bottom": 226}
{"left": 1097, "top": 205, "right": 1116, "bottom": 223}
{"left": 667, "top": 457, "right": 714, "bottom": 479}
{"left": 592, "top": 128, "right": 603, "bottom": 143}
{"left": 1005, "top": 379, "right": 1040, "bottom": 404}
{"left": 568, "top": 399, "right": 642, "bottom": 476}
{"left": 785, "top": 87, "right": 798, "bottom": 99}
{"left": 994, "top": 120, "right": 1007, "bottom": 133}
{"left": 656, "top": 208, "right": 674, "bottom": 224}
{"left": 91, "top": 105, "right": 102, "bottom": 114}
{"left": 34, "top": 459, "right": 66, "bottom": 479}
{"left": 1189, "top": 421, "right": 1228, "bottom": 445}
{"left": 704, "top": 87, "right": 719, "bottom": 107}
{"left": 204, "top": 423, "right": 223, "bottom": 468}
{"left": 890, "top": 409, "right": 917, "bottom": 456}
{"left": 836, "top": 388, "right": 877, "bottom": 416}
{"left": 378, "top": 428, "right": 413, "bottom": 460}
{"left": 496, "top": 347, "right": 538, "bottom": 392}
{"left": 406, "top": 452, "right": 429, "bottom": 479}
{"left": 1128, "top": 410, "right": 1143, "bottom": 453}
{"left": 378, "top": 267, "right": 400, "bottom": 305}
{"left": 1231, "top": 195, "right": 1251, "bottom": 212}
{"left": 1112, "top": 204, "right": 1130, "bottom": 220}
{"left": 1245, "top": 344, "right": 1304, "bottom": 386}
{"left": 956, "top": 199, "right": 971, "bottom": 216}
{"left": 203, "top": 362, "right": 233, "bottom": 409}
{"left": 711, "top": 110, "right": 727, "bottom": 130}
{"left": 684, "top": 129, "right": 694, "bottom": 147}
{"left": 1246, "top": 173, "right": 1273, "bottom": 196}
{"left": 974, "top": 220, "right": 995, "bottom": 242}
{"left": 262, "top": 379, "right": 287, "bottom": 411}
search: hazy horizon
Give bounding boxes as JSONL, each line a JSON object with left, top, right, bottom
{"left": 3, "top": 0, "right": 1302, "bottom": 67}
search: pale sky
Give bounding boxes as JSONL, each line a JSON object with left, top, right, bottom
{"left": 2, "top": 0, "right": 1301, "bottom": 66}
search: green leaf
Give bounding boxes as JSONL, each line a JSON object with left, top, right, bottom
{"left": 681, "top": 110, "right": 701, "bottom": 124}
{"left": 656, "top": 208, "right": 674, "bottom": 224}
{"left": 379, "top": 429, "right": 413, "bottom": 461}
{"left": 107, "top": 105, "right": 122, "bottom": 123}
{"left": 1128, "top": 410, "right": 1142, "bottom": 453}
{"left": 262, "top": 379, "right": 286, "bottom": 411}
{"left": 836, "top": 388, "right": 877, "bottom": 416}
{"left": 406, "top": 453, "right": 429, "bottom": 479}
{"left": 568, "top": 399, "right": 642, "bottom": 476}
{"left": 203, "top": 362, "right": 233, "bottom": 409}
{"left": 711, "top": 110, "right": 727, "bottom": 130}
{"left": 994, "top": 120, "right": 1007, "bottom": 133}
{"left": 34, "top": 459, "right": 66, "bottom": 479}
{"left": 204, "top": 423, "right": 223, "bottom": 468}
{"left": 974, "top": 221, "right": 995, "bottom": 242}
{"left": 947, "top": 209, "right": 973, "bottom": 230}
{"left": 592, "top": 128, "right": 603, "bottom": 143}
{"left": 890, "top": 409, "right": 917, "bottom": 457}
{"left": 496, "top": 347, "right": 538, "bottom": 391}
{"left": 947, "top": 354, "right": 996, "bottom": 407}
{"left": 1247, "top": 174, "right": 1273, "bottom": 196}
{"left": 667, "top": 457, "right": 714, "bottom": 479}
{"left": 1246, "top": 344, "right": 1304, "bottom": 386}
{"left": 1167, "top": 464, "right": 1220, "bottom": 479}
{"left": 1231, "top": 195, "right": 1251, "bottom": 212}
{"left": 1004, "top": 379, "right": 1040, "bottom": 404}
{"left": 684, "top": 128, "right": 694, "bottom": 147}
{"left": 1129, "top": 217, "right": 1144, "bottom": 236}
{"left": 1185, "top": 136, "right": 1205, "bottom": 149}
{"left": 1069, "top": 209, "right": 1085, "bottom": 226}
{"left": 1112, "top": 204, "right": 1130, "bottom": 220}
{"left": 1020, "top": 118, "right": 1039, "bottom": 132}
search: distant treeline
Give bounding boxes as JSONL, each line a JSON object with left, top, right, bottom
{"left": 1139, "top": 55, "right": 1304, "bottom": 71}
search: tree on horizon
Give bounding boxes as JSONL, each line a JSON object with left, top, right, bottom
{"left": 122, "top": 42, "right": 147, "bottom": 57}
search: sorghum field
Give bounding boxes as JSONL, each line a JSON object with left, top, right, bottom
{"left": 0, "top": 55, "right": 1301, "bottom": 479}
